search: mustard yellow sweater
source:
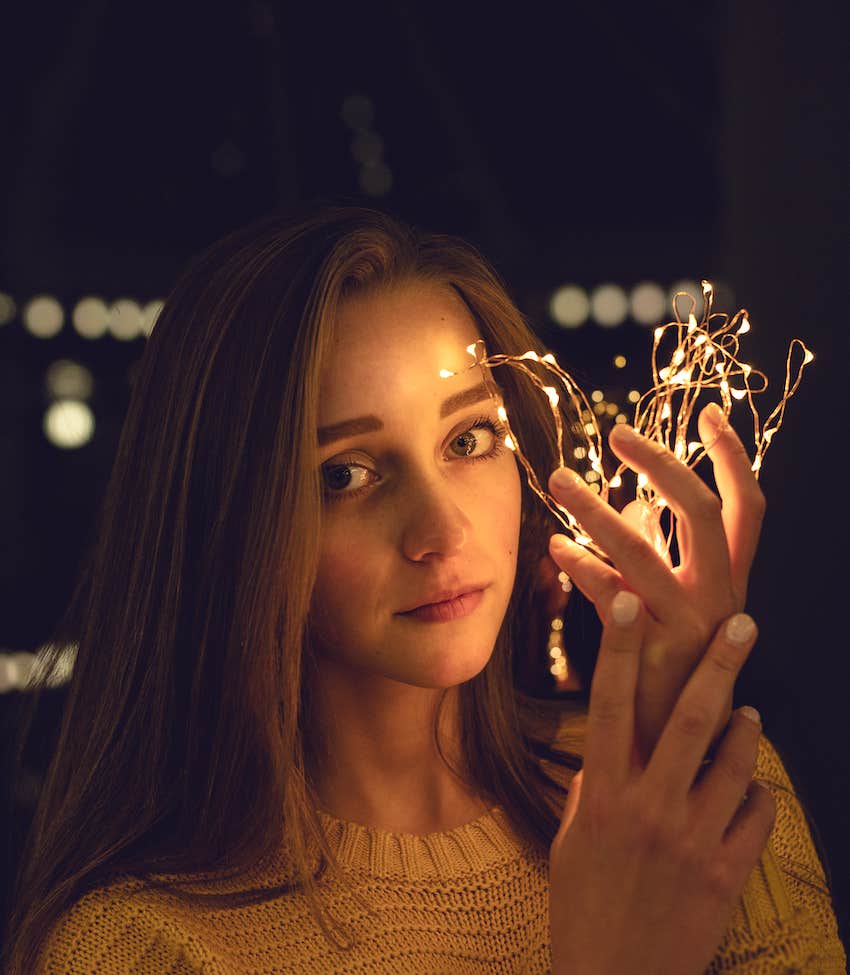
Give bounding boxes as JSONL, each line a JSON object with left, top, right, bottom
{"left": 37, "top": 734, "right": 846, "bottom": 974}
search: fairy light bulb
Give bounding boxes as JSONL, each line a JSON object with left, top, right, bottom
{"left": 440, "top": 279, "right": 813, "bottom": 562}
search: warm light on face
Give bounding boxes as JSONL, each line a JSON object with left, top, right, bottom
{"left": 440, "top": 280, "right": 813, "bottom": 561}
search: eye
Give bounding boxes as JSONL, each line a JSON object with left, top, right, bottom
{"left": 320, "top": 416, "right": 507, "bottom": 503}
{"left": 448, "top": 418, "right": 499, "bottom": 458}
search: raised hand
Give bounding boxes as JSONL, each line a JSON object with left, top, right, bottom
{"left": 548, "top": 593, "right": 775, "bottom": 975}
{"left": 547, "top": 403, "right": 765, "bottom": 766}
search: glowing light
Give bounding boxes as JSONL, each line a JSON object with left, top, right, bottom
{"left": 0, "top": 292, "right": 16, "bottom": 326}
{"left": 24, "top": 295, "right": 64, "bottom": 338}
{"left": 439, "top": 369, "right": 454, "bottom": 378}
{"left": 109, "top": 299, "right": 143, "bottom": 341}
{"left": 73, "top": 297, "right": 110, "bottom": 339}
{"left": 627, "top": 389, "right": 640, "bottom": 403}
{"left": 590, "top": 284, "right": 628, "bottom": 328}
{"left": 549, "top": 285, "right": 590, "bottom": 329}
{"left": 43, "top": 400, "right": 95, "bottom": 449}
{"left": 440, "top": 281, "right": 813, "bottom": 561}
{"left": 613, "top": 355, "right": 627, "bottom": 368}
{"left": 630, "top": 282, "right": 666, "bottom": 325}
{"left": 44, "top": 360, "right": 94, "bottom": 401}
{"left": 591, "top": 389, "right": 604, "bottom": 402}
{"left": 141, "top": 300, "right": 165, "bottom": 337}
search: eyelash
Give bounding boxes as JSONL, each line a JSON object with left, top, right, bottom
{"left": 321, "top": 416, "right": 508, "bottom": 503}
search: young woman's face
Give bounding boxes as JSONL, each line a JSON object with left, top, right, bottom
{"left": 309, "top": 279, "right": 522, "bottom": 689}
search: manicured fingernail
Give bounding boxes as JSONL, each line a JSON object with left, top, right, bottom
{"left": 611, "top": 590, "right": 640, "bottom": 625}
{"left": 738, "top": 705, "right": 761, "bottom": 726}
{"left": 725, "top": 612, "right": 756, "bottom": 645}
{"left": 550, "top": 467, "right": 586, "bottom": 492}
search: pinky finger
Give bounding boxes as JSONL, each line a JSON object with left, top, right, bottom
{"left": 718, "top": 782, "right": 777, "bottom": 894}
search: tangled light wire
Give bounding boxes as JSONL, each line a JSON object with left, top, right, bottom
{"left": 440, "top": 280, "right": 813, "bottom": 563}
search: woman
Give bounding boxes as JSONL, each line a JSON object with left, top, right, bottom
{"left": 3, "top": 204, "right": 844, "bottom": 973}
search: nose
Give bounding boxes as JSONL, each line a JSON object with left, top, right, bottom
{"left": 400, "top": 473, "right": 472, "bottom": 562}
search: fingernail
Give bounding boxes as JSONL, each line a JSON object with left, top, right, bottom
{"left": 738, "top": 705, "right": 761, "bottom": 726}
{"left": 611, "top": 590, "right": 640, "bottom": 625}
{"left": 550, "top": 467, "right": 586, "bottom": 492}
{"left": 703, "top": 402, "right": 725, "bottom": 428}
{"left": 725, "top": 612, "right": 756, "bottom": 645}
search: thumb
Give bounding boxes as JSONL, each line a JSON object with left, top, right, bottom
{"left": 621, "top": 499, "right": 671, "bottom": 567}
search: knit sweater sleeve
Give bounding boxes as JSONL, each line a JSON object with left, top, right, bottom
{"left": 706, "top": 733, "right": 847, "bottom": 974}
{"left": 36, "top": 880, "right": 213, "bottom": 975}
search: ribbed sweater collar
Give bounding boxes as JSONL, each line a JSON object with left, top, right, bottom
{"left": 315, "top": 805, "right": 532, "bottom": 881}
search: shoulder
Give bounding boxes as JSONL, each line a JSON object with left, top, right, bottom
{"left": 37, "top": 876, "right": 209, "bottom": 975}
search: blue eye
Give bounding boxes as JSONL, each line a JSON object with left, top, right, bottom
{"left": 321, "top": 416, "right": 507, "bottom": 502}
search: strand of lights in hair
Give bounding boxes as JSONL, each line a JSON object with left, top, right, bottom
{"left": 439, "top": 280, "right": 813, "bottom": 562}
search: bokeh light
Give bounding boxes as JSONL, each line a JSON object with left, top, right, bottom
{"left": 109, "top": 299, "right": 143, "bottom": 341}
{"left": 549, "top": 285, "right": 589, "bottom": 329}
{"left": 24, "top": 295, "right": 64, "bottom": 338}
{"left": 73, "top": 297, "right": 110, "bottom": 339}
{"left": 629, "top": 281, "right": 667, "bottom": 325}
{"left": 0, "top": 292, "right": 16, "bottom": 326}
{"left": 43, "top": 400, "right": 95, "bottom": 449}
{"left": 590, "top": 284, "right": 628, "bottom": 327}
{"left": 44, "top": 360, "right": 94, "bottom": 401}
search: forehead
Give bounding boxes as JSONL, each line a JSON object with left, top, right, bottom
{"left": 318, "top": 281, "right": 485, "bottom": 418}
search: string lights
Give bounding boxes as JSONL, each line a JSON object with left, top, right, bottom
{"left": 440, "top": 279, "right": 813, "bottom": 562}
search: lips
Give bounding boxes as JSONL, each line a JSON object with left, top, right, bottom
{"left": 398, "top": 584, "right": 488, "bottom": 614}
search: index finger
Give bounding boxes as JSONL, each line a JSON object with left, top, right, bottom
{"left": 581, "top": 589, "right": 646, "bottom": 794}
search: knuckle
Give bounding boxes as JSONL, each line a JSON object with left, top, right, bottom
{"left": 674, "top": 702, "right": 714, "bottom": 741}
{"left": 717, "top": 749, "right": 756, "bottom": 787}
{"left": 590, "top": 692, "right": 623, "bottom": 727}
{"left": 704, "top": 858, "right": 737, "bottom": 901}
{"left": 708, "top": 642, "right": 746, "bottom": 677}
{"left": 693, "top": 489, "right": 723, "bottom": 523}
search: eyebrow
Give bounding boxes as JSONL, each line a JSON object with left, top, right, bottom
{"left": 317, "top": 381, "right": 495, "bottom": 447}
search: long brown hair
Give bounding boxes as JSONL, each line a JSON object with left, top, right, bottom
{"left": 2, "top": 203, "right": 587, "bottom": 971}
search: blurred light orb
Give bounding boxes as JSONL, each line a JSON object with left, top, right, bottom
{"left": 630, "top": 281, "right": 666, "bottom": 325}
{"left": 590, "top": 284, "right": 628, "bottom": 327}
{"left": 359, "top": 162, "right": 393, "bottom": 197}
{"left": 351, "top": 131, "right": 384, "bottom": 166}
{"left": 549, "top": 285, "right": 589, "bottom": 329}
{"left": 627, "top": 389, "right": 641, "bottom": 403}
{"left": 109, "top": 299, "right": 143, "bottom": 341}
{"left": 141, "top": 300, "right": 164, "bottom": 337}
{"left": 0, "top": 292, "right": 16, "bottom": 326}
{"left": 24, "top": 295, "right": 64, "bottom": 338}
{"left": 43, "top": 400, "right": 95, "bottom": 449}
{"left": 73, "top": 297, "right": 110, "bottom": 339}
{"left": 613, "top": 354, "right": 627, "bottom": 368}
{"left": 45, "top": 360, "right": 94, "bottom": 401}
{"left": 669, "top": 279, "right": 703, "bottom": 320}
{"left": 341, "top": 94, "right": 375, "bottom": 130}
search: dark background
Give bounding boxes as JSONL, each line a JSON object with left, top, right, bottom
{"left": 1, "top": 0, "right": 848, "bottom": 954}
